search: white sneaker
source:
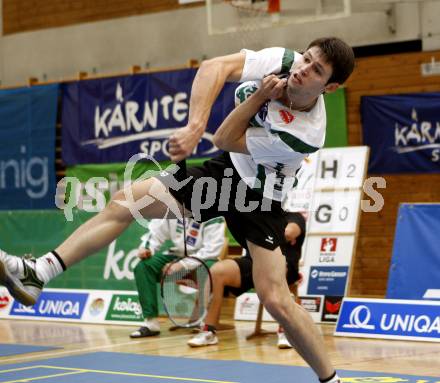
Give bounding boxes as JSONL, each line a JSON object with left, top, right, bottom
{"left": 187, "top": 331, "right": 218, "bottom": 347}
{"left": 0, "top": 251, "right": 43, "bottom": 306}
{"left": 277, "top": 331, "right": 293, "bottom": 349}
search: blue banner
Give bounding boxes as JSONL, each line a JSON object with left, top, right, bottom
{"left": 61, "top": 70, "right": 236, "bottom": 165}
{"left": 10, "top": 291, "right": 88, "bottom": 319}
{"left": 0, "top": 85, "right": 58, "bottom": 209}
{"left": 307, "top": 266, "right": 348, "bottom": 296}
{"left": 361, "top": 93, "right": 440, "bottom": 173}
{"left": 335, "top": 298, "right": 440, "bottom": 342}
{"left": 386, "top": 203, "right": 440, "bottom": 300}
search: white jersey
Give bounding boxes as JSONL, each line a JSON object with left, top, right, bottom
{"left": 229, "top": 47, "right": 326, "bottom": 202}
{"left": 139, "top": 217, "right": 226, "bottom": 270}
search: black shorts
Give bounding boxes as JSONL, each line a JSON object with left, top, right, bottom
{"left": 156, "top": 153, "right": 288, "bottom": 251}
{"left": 225, "top": 256, "right": 301, "bottom": 297}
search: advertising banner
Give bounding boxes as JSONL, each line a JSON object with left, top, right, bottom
{"left": 297, "top": 296, "right": 323, "bottom": 323}
{"left": 361, "top": 93, "right": 440, "bottom": 173}
{"left": 302, "top": 235, "right": 355, "bottom": 266}
{"left": 9, "top": 290, "right": 88, "bottom": 320}
{"left": 61, "top": 70, "right": 236, "bottom": 165}
{"left": 323, "top": 88, "right": 348, "bottom": 148}
{"left": 0, "top": 210, "right": 151, "bottom": 291}
{"left": 335, "top": 298, "right": 440, "bottom": 342}
{"left": 0, "top": 84, "right": 58, "bottom": 209}
{"left": 387, "top": 203, "right": 440, "bottom": 300}
{"left": 321, "top": 296, "right": 343, "bottom": 322}
{"left": 306, "top": 266, "right": 349, "bottom": 296}
{"left": 62, "top": 72, "right": 348, "bottom": 166}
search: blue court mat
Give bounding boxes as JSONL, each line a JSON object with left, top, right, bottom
{"left": 0, "top": 352, "right": 438, "bottom": 383}
{"left": 0, "top": 344, "right": 60, "bottom": 357}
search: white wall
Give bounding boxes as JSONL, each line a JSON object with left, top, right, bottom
{"left": 0, "top": 1, "right": 439, "bottom": 87}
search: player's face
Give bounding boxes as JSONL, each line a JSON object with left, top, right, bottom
{"left": 286, "top": 46, "right": 334, "bottom": 102}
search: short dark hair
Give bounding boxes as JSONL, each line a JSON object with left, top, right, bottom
{"left": 307, "top": 37, "right": 355, "bottom": 85}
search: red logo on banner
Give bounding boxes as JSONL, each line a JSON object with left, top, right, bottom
{"left": 325, "top": 299, "right": 341, "bottom": 314}
{"left": 320, "top": 238, "right": 337, "bottom": 253}
{"left": 190, "top": 230, "right": 198, "bottom": 236}
{"left": 279, "top": 110, "right": 295, "bottom": 124}
{"left": 0, "top": 295, "right": 10, "bottom": 310}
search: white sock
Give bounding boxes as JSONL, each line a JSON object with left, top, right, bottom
{"left": 144, "top": 318, "right": 160, "bottom": 332}
{"left": 35, "top": 252, "right": 64, "bottom": 284}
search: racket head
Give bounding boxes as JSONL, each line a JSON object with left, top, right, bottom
{"left": 160, "top": 256, "right": 212, "bottom": 328}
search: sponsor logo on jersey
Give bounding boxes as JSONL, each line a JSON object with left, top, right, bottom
{"left": 279, "top": 110, "right": 295, "bottom": 124}
{"left": 186, "top": 236, "right": 196, "bottom": 246}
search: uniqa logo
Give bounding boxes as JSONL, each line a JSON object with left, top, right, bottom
{"left": 38, "top": 300, "right": 81, "bottom": 316}
{"left": 380, "top": 314, "right": 440, "bottom": 334}
{"left": 342, "top": 305, "right": 376, "bottom": 330}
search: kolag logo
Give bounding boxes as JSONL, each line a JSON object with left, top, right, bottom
{"left": 105, "top": 294, "right": 143, "bottom": 322}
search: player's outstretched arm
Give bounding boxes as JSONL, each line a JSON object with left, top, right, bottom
{"left": 169, "top": 52, "right": 246, "bottom": 162}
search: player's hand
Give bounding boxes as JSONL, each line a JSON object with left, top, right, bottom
{"left": 255, "top": 74, "right": 287, "bottom": 101}
{"left": 168, "top": 126, "right": 202, "bottom": 163}
{"left": 138, "top": 248, "right": 152, "bottom": 259}
{"left": 284, "top": 222, "right": 301, "bottom": 245}
{"left": 163, "top": 261, "right": 185, "bottom": 275}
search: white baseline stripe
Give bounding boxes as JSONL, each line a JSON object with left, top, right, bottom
{"left": 423, "top": 289, "right": 440, "bottom": 299}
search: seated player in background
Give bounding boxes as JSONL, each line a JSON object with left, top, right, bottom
{"left": 130, "top": 217, "right": 226, "bottom": 338}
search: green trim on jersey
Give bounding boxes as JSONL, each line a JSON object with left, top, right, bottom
{"left": 270, "top": 130, "right": 319, "bottom": 154}
{"left": 236, "top": 84, "right": 263, "bottom": 127}
{"left": 281, "top": 49, "right": 295, "bottom": 74}
{"left": 253, "top": 164, "right": 266, "bottom": 192}
{"left": 236, "top": 84, "right": 258, "bottom": 103}
{"left": 203, "top": 217, "right": 224, "bottom": 228}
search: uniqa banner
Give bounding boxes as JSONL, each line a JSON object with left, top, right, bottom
{"left": 61, "top": 69, "right": 236, "bottom": 165}
{"left": 361, "top": 93, "right": 440, "bottom": 173}
{"left": 335, "top": 298, "right": 440, "bottom": 342}
{"left": 0, "top": 84, "right": 58, "bottom": 209}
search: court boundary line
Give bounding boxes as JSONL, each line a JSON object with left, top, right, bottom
{"left": 0, "top": 330, "right": 235, "bottom": 364}
{"left": 0, "top": 364, "right": 240, "bottom": 383}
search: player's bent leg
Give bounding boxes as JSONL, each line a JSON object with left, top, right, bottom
{"left": 247, "top": 241, "right": 337, "bottom": 382}
{"left": 204, "top": 260, "right": 241, "bottom": 326}
{"left": 0, "top": 178, "right": 184, "bottom": 307}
